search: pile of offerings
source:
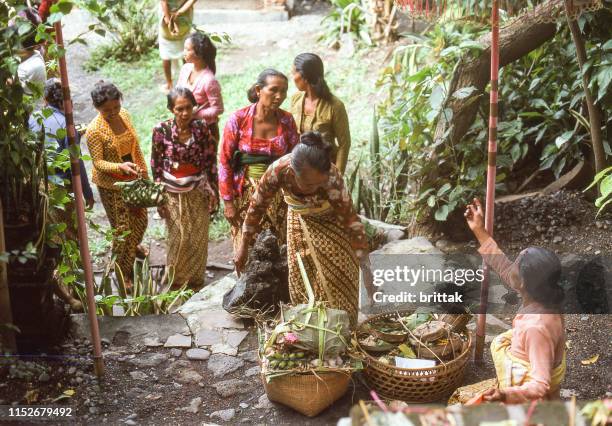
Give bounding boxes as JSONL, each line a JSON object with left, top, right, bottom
{"left": 355, "top": 310, "right": 472, "bottom": 403}
{"left": 258, "top": 253, "right": 361, "bottom": 417}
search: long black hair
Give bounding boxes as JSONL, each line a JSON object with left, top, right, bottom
{"left": 291, "top": 131, "right": 333, "bottom": 174}
{"left": 518, "top": 247, "right": 564, "bottom": 307}
{"left": 186, "top": 32, "right": 217, "bottom": 74}
{"left": 247, "top": 68, "right": 288, "bottom": 103}
{"left": 294, "top": 53, "right": 332, "bottom": 101}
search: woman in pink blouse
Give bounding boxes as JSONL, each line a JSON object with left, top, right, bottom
{"left": 178, "top": 32, "right": 224, "bottom": 141}
{"left": 152, "top": 87, "right": 218, "bottom": 290}
{"left": 464, "top": 198, "right": 566, "bottom": 404}
{"left": 220, "top": 69, "right": 299, "bottom": 253}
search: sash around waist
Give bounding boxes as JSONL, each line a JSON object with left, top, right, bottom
{"left": 162, "top": 169, "right": 204, "bottom": 193}
{"left": 283, "top": 192, "right": 331, "bottom": 216}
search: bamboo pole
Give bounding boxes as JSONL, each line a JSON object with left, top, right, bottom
{"left": 53, "top": 21, "right": 104, "bottom": 377}
{"left": 0, "top": 199, "right": 17, "bottom": 353}
{"left": 475, "top": 0, "right": 499, "bottom": 363}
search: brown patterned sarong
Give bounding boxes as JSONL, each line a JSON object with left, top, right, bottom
{"left": 99, "top": 187, "right": 148, "bottom": 279}
{"left": 164, "top": 189, "right": 210, "bottom": 289}
{"left": 231, "top": 178, "right": 287, "bottom": 254}
{"left": 286, "top": 208, "right": 359, "bottom": 326}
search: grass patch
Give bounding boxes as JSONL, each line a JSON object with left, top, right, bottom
{"left": 209, "top": 214, "right": 231, "bottom": 242}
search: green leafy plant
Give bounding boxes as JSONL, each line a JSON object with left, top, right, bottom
{"left": 585, "top": 166, "right": 612, "bottom": 215}
{"left": 373, "top": 10, "right": 611, "bottom": 225}
{"left": 80, "top": 0, "right": 158, "bottom": 70}
{"left": 320, "top": 0, "right": 373, "bottom": 50}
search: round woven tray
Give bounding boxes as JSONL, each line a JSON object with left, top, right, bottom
{"left": 356, "top": 311, "right": 472, "bottom": 403}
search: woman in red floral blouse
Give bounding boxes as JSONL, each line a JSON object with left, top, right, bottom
{"left": 219, "top": 69, "right": 299, "bottom": 253}
{"left": 234, "top": 132, "right": 370, "bottom": 325}
{"left": 152, "top": 87, "right": 217, "bottom": 290}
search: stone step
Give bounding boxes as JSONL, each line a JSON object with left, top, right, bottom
{"left": 193, "top": 8, "right": 289, "bottom": 24}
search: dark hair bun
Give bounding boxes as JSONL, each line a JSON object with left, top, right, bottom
{"left": 247, "top": 84, "right": 259, "bottom": 103}
{"left": 300, "top": 131, "right": 331, "bottom": 152}
{"left": 247, "top": 68, "right": 288, "bottom": 103}
{"left": 291, "top": 131, "right": 333, "bottom": 174}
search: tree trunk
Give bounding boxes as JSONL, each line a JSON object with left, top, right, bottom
{"left": 434, "top": 1, "right": 561, "bottom": 146}
{"left": 565, "top": 2, "right": 607, "bottom": 174}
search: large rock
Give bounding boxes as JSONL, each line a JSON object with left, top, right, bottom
{"left": 207, "top": 354, "right": 244, "bottom": 378}
{"left": 372, "top": 237, "right": 442, "bottom": 255}
{"left": 225, "top": 330, "right": 249, "bottom": 348}
{"left": 222, "top": 230, "right": 289, "bottom": 313}
{"left": 177, "top": 274, "right": 239, "bottom": 315}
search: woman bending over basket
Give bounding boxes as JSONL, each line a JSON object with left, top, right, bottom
{"left": 234, "top": 131, "right": 372, "bottom": 326}
{"left": 461, "top": 198, "right": 566, "bottom": 404}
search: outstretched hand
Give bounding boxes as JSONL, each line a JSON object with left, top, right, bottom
{"left": 464, "top": 198, "right": 490, "bottom": 244}
{"left": 482, "top": 387, "right": 505, "bottom": 402}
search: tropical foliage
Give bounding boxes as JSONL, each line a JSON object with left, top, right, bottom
{"left": 350, "top": 7, "right": 611, "bottom": 224}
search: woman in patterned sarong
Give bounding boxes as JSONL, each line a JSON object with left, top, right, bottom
{"left": 234, "top": 132, "right": 371, "bottom": 325}
{"left": 219, "top": 69, "right": 299, "bottom": 254}
{"left": 86, "top": 81, "right": 149, "bottom": 288}
{"left": 152, "top": 87, "right": 218, "bottom": 290}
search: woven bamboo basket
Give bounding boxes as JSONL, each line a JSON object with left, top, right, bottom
{"left": 357, "top": 311, "right": 472, "bottom": 403}
{"left": 262, "top": 371, "right": 351, "bottom": 417}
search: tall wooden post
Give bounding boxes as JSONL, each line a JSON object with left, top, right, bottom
{"left": 53, "top": 21, "right": 104, "bottom": 377}
{"left": 475, "top": 0, "right": 500, "bottom": 362}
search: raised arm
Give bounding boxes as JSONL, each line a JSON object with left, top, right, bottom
{"left": 465, "top": 198, "right": 522, "bottom": 290}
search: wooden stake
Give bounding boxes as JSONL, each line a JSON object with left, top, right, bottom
{"left": 53, "top": 21, "right": 104, "bottom": 377}
{"left": 475, "top": 0, "right": 499, "bottom": 363}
